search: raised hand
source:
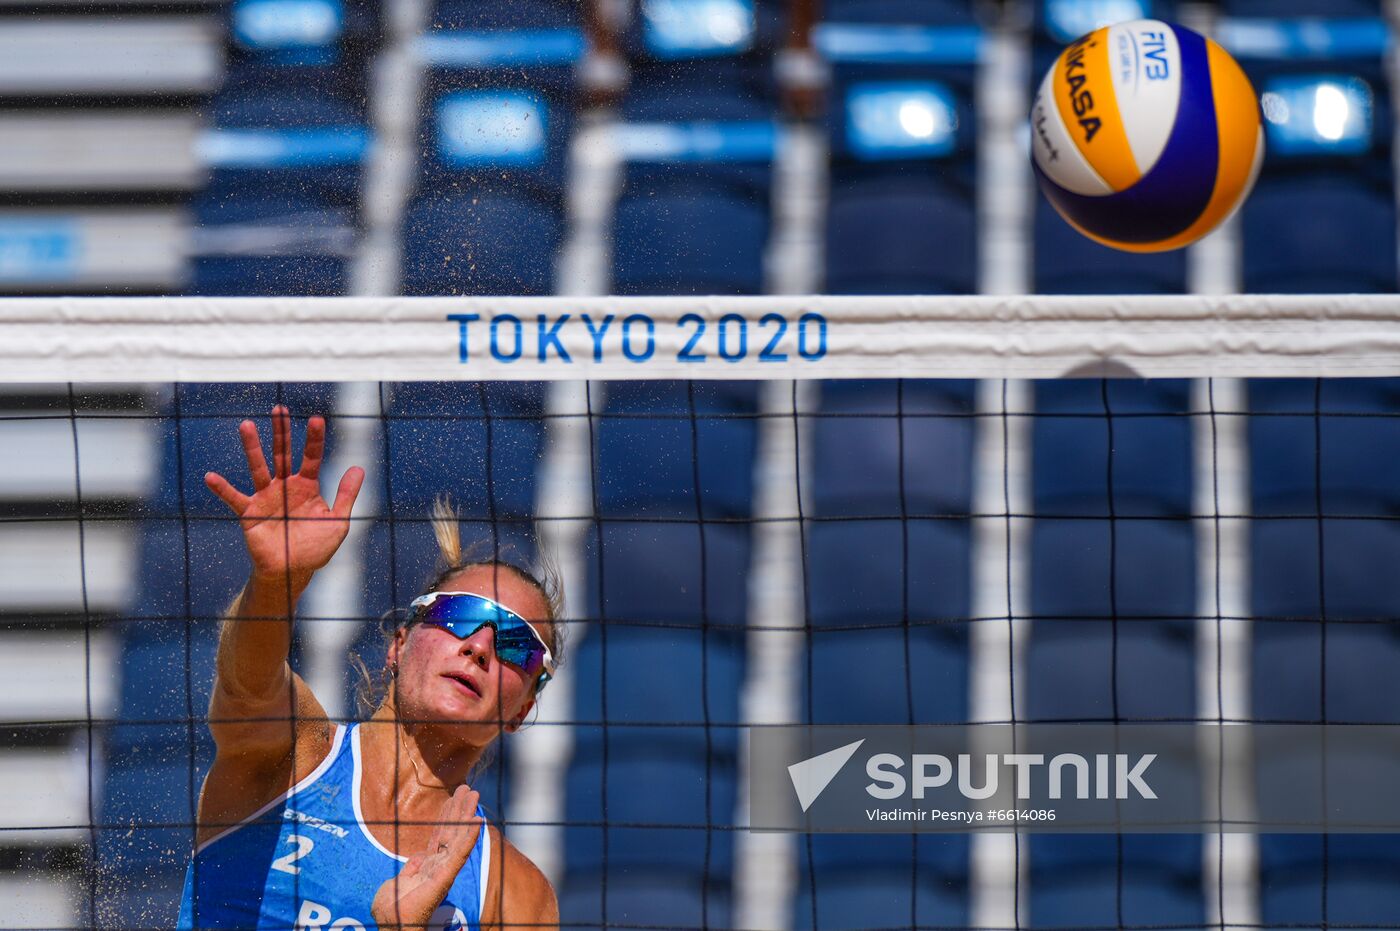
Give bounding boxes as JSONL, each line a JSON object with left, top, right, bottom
{"left": 372, "top": 786, "right": 483, "bottom": 930}
{"left": 204, "top": 406, "right": 365, "bottom": 589}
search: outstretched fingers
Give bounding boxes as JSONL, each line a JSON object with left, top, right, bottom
{"left": 271, "top": 405, "right": 293, "bottom": 479}
{"left": 204, "top": 471, "right": 250, "bottom": 514}
{"left": 298, "top": 415, "right": 326, "bottom": 480}
{"left": 332, "top": 466, "right": 365, "bottom": 520}
{"left": 238, "top": 420, "right": 273, "bottom": 490}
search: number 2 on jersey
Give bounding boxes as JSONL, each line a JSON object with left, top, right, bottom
{"left": 271, "top": 834, "right": 315, "bottom": 875}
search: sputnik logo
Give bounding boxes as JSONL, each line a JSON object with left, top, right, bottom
{"left": 787, "top": 739, "right": 865, "bottom": 812}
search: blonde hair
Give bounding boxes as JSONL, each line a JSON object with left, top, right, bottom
{"left": 351, "top": 495, "right": 567, "bottom": 718}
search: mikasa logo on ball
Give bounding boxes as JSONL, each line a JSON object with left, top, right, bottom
{"left": 1060, "top": 33, "right": 1102, "bottom": 143}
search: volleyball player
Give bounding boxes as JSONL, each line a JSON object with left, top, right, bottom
{"left": 177, "top": 406, "right": 561, "bottom": 930}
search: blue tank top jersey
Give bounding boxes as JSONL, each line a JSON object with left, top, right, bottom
{"left": 177, "top": 724, "right": 490, "bottom": 930}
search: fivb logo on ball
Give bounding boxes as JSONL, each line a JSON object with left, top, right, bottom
{"left": 1031, "top": 19, "right": 1264, "bottom": 253}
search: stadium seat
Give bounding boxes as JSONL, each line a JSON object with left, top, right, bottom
{"left": 400, "top": 191, "right": 563, "bottom": 296}
{"left": 812, "top": 379, "right": 976, "bottom": 517}
{"left": 1220, "top": 0, "right": 1381, "bottom": 15}
{"left": 561, "top": 875, "right": 731, "bottom": 931}
{"left": 1033, "top": 0, "right": 1175, "bottom": 45}
{"left": 565, "top": 750, "right": 738, "bottom": 876}
{"left": 108, "top": 615, "right": 221, "bottom": 750}
{"left": 1259, "top": 835, "right": 1400, "bottom": 930}
{"left": 1249, "top": 378, "right": 1400, "bottom": 515}
{"left": 1251, "top": 519, "right": 1400, "bottom": 723}
{"left": 1243, "top": 178, "right": 1397, "bottom": 294}
{"left": 805, "top": 519, "right": 970, "bottom": 722}
{"left": 1031, "top": 518, "right": 1195, "bottom": 621}
{"left": 630, "top": 0, "right": 784, "bottom": 60}
{"left": 618, "top": 65, "right": 777, "bottom": 200}
{"left": 595, "top": 380, "right": 760, "bottom": 520}
{"left": 794, "top": 869, "right": 970, "bottom": 930}
{"left": 204, "top": 78, "right": 368, "bottom": 209}
{"left": 430, "top": 0, "right": 579, "bottom": 30}
{"left": 612, "top": 188, "right": 770, "bottom": 295}
{"left": 416, "top": 85, "right": 573, "bottom": 196}
{"left": 1033, "top": 202, "right": 1187, "bottom": 295}
{"left": 583, "top": 521, "right": 752, "bottom": 630}
{"left": 98, "top": 741, "right": 211, "bottom": 873}
{"left": 825, "top": 176, "right": 977, "bottom": 295}
{"left": 1033, "top": 380, "right": 1194, "bottom": 517}
{"left": 1028, "top": 868, "right": 1205, "bottom": 930}
{"left": 371, "top": 381, "right": 546, "bottom": 517}
{"left": 571, "top": 625, "right": 746, "bottom": 756}
{"left": 824, "top": 0, "right": 977, "bottom": 25}
{"left": 190, "top": 195, "right": 352, "bottom": 297}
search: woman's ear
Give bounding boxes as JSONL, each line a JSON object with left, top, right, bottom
{"left": 505, "top": 695, "right": 536, "bottom": 733}
{"left": 387, "top": 626, "right": 408, "bottom": 671}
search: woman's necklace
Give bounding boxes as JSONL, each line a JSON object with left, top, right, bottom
{"left": 398, "top": 725, "right": 455, "bottom": 792}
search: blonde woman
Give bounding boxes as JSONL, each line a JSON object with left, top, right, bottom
{"left": 178, "top": 406, "right": 561, "bottom": 930}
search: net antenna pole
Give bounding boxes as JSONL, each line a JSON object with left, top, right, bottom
{"left": 970, "top": 0, "right": 1034, "bottom": 925}
{"left": 1193, "top": 378, "right": 1260, "bottom": 930}
{"left": 968, "top": 377, "right": 1033, "bottom": 930}
{"left": 733, "top": 378, "right": 814, "bottom": 930}
{"left": 507, "top": 377, "right": 594, "bottom": 887}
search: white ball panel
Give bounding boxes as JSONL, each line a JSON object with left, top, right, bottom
{"left": 1106, "top": 19, "right": 1182, "bottom": 177}
{"left": 1030, "top": 66, "right": 1113, "bottom": 197}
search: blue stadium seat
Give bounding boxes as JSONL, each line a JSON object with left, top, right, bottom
{"left": 1249, "top": 378, "right": 1400, "bottom": 515}
{"left": 190, "top": 195, "right": 352, "bottom": 297}
{"left": 372, "top": 381, "right": 546, "bottom": 516}
{"left": 612, "top": 188, "right": 769, "bottom": 295}
{"left": 619, "top": 66, "right": 777, "bottom": 198}
{"left": 561, "top": 876, "right": 730, "bottom": 931}
{"left": 1027, "top": 620, "right": 1195, "bottom": 720}
{"left": 1031, "top": 518, "right": 1196, "bottom": 621}
{"left": 812, "top": 380, "right": 976, "bottom": 517}
{"left": 583, "top": 521, "right": 752, "bottom": 630}
{"left": 631, "top": 0, "right": 784, "bottom": 60}
{"left": 596, "top": 381, "right": 760, "bottom": 520}
{"left": 99, "top": 742, "right": 211, "bottom": 873}
{"left": 1220, "top": 0, "right": 1381, "bottom": 15}
{"left": 109, "top": 613, "right": 221, "bottom": 752}
{"left": 794, "top": 870, "right": 969, "bottom": 930}
{"left": 825, "top": 177, "right": 977, "bottom": 294}
{"left": 1033, "top": 380, "right": 1194, "bottom": 517}
{"left": 430, "top": 0, "right": 578, "bottom": 29}
{"left": 1034, "top": 202, "right": 1187, "bottom": 295}
{"left": 824, "top": 0, "right": 977, "bottom": 25}
{"left": 1251, "top": 520, "right": 1400, "bottom": 723}
{"left": 400, "top": 191, "right": 562, "bottom": 296}
{"left": 1259, "top": 835, "right": 1400, "bottom": 930}
{"left": 1034, "top": 0, "right": 1175, "bottom": 45}
{"left": 571, "top": 626, "right": 746, "bottom": 756}
{"left": 1243, "top": 177, "right": 1397, "bottom": 293}
{"left": 805, "top": 520, "right": 970, "bottom": 723}
{"left": 1028, "top": 868, "right": 1205, "bottom": 930}
{"left": 205, "top": 78, "right": 368, "bottom": 207}
{"left": 1033, "top": 834, "right": 1201, "bottom": 875}
{"left": 565, "top": 750, "right": 738, "bottom": 876}
{"left": 416, "top": 85, "right": 573, "bottom": 196}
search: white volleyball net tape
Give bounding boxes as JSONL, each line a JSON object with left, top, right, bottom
{"left": 6, "top": 294, "right": 1400, "bottom": 931}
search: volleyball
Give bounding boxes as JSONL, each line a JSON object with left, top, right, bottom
{"left": 1030, "top": 19, "right": 1264, "bottom": 253}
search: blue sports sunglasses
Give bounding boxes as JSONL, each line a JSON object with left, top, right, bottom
{"left": 409, "top": 591, "right": 556, "bottom": 691}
